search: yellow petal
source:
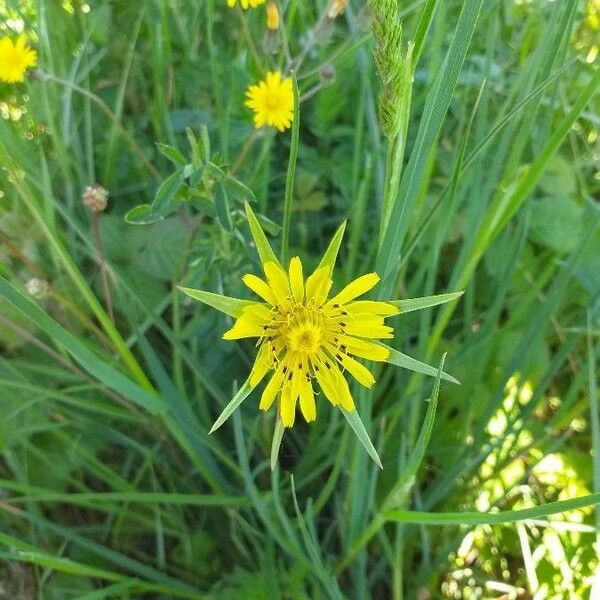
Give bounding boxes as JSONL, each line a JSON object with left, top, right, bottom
{"left": 330, "top": 273, "right": 380, "bottom": 306}
{"left": 288, "top": 257, "right": 304, "bottom": 303}
{"left": 260, "top": 363, "right": 284, "bottom": 410}
{"left": 223, "top": 321, "right": 264, "bottom": 340}
{"left": 305, "top": 266, "right": 332, "bottom": 305}
{"left": 243, "top": 274, "right": 277, "bottom": 305}
{"left": 250, "top": 344, "right": 272, "bottom": 388}
{"left": 280, "top": 382, "right": 297, "bottom": 427}
{"left": 343, "top": 300, "right": 399, "bottom": 316}
{"left": 339, "top": 336, "right": 390, "bottom": 362}
{"left": 312, "top": 355, "right": 341, "bottom": 406}
{"left": 335, "top": 370, "right": 355, "bottom": 411}
{"left": 337, "top": 353, "right": 375, "bottom": 388}
{"left": 299, "top": 376, "right": 316, "bottom": 422}
{"left": 264, "top": 261, "right": 291, "bottom": 306}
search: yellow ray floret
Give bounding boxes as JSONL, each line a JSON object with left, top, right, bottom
{"left": 222, "top": 257, "right": 399, "bottom": 427}
{"left": 245, "top": 71, "right": 294, "bottom": 132}
{"left": 227, "top": 0, "right": 266, "bottom": 8}
{"left": 0, "top": 34, "right": 37, "bottom": 84}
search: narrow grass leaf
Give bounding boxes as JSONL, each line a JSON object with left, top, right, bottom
{"left": 384, "top": 492, "right": 600, "bottom": 525}
{"left": 0, "top": 277, "right": 165, "bottom": 414}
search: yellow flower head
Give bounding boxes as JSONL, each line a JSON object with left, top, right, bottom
{"left": 266, "top": 2, "right": 280, "bottom": 30}
{"left": 0, "top": 35, "right": 37, "bottom": 84}
{"left": 227, "top": 0, "right": 266, "bottom": 9}
{"left": 179, "top": 204, "right": 461, "bottom": 465}
{"left": 245, "top": 71, "right": 294, "bottom": 132}
{"left": 224, "top": 258, "right": 397, "bottom": 427}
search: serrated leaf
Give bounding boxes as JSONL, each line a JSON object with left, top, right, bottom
{"left": 390, "top": 291, "right": 464, "bottom": 314}
{"left": 382, "top": 344, "right": 460, "bottom": 384}
{"left": 209, "top": 377, "right": 253, "bottom": 433}
{"left": 340, "top": 408, "right": 382, "bottom": 469}
{"left": 244, "top": 202, "right": 281, "bottom": 267}
{"left": 156, "top": 143, "right": 187, "bottom": 167}
{"left": 214, "top": 183, "right": 232, "bottom": 231}
{"left": 317, "top": 220, "right": 347, "bottom": 272}
{"left": 177, "top": 286, "right": 253, "bottom": 318}
{"left": 270, "top": 417, "right": 285, "bottom": 471}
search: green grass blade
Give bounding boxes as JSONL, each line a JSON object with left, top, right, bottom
{"left": 0, "top": 276, "right": 165, "bottom": 414}
{"left": 384, "top": 492, "right": 600, "bottom": 525}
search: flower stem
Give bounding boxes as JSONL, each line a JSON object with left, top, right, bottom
{"left": 92, "top": 213, "right": 115, "bottom": 324}
{"left": 280, "top": 72, "right": 300, "bottom": 265}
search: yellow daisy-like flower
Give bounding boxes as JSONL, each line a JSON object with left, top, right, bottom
{"left": 224, "top": 260, "right": 397, "bottom": 427}
{"left": 0, "top": 34, "right": 37, "bottom": 84}
{"left": 227, "top": 0, "right": 266, "bottom": 9}
{"left": 245, "top": 71, "right": 293, "bottom": 132}
{"left": 180, "top": 204, "right": 461, "bottom": 465}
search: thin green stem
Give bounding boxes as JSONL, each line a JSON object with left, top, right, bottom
{"left": 280, "top": 72, "right": 300, "bottom": 265}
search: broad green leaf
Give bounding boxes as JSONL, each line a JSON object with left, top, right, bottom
{"left": 340, "top": 407, "right": 382, "bottom": 469}
{"left": 317, "top": 221, "right": 347, "bottom": 272}
{"left": 381, "top": 344, "right": 460, "bottom": 384}
{"left": 156, "top": 143, "right": 187, "bottom": 167}
{"left": 244, "top": 201, "right": 281, "bottom": 267}
{"left": 153, "top": 169, "right": 184, "bottom": 213}
{"left": 270, "top": 416, "right": 285, "bottom": 471}
{"left": 209, "top": 377, "right": 254, "bottom": 433}
{"left": 225, "top": 176, "right": 257, "bottom": 204}
{"left": 390, "top": 291, "right": 464, "bottom": 314}
{"left": 177, "top": 286, "right": 253, "bottom": 318}
{"left": 124, "top": 204, "right": 166, "bottom": 225}
{"left": 0, "top": 277, "right": 165, "bottom": 415}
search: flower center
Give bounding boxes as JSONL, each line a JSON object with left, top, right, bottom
{"left": 282, "top": 306, "right": 324, "bottom": 356}
{"left": 265, "top": 93, "right": 280, "bottom": 110}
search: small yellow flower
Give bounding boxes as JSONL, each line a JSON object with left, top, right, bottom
{"left": 0, "top": 34, "right": 37, "bottom": 84}
{"left": 327, "top": 0, "right": 348, "bottom": 19}
{"left": 266, "top": 2, "right": 280, "bottom": 30}
{"left": 227, "top": 0, "right": 266, "bottom": 9}
{"left": 245, "top": 71, "right": 293, "bottom": 132}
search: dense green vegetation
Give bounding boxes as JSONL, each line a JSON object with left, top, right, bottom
{"left": 0, "top": 0, "right": 599, "bottom": 598}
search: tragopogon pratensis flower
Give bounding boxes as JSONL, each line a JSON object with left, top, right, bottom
{"left": 0, "top": 34, "right": 37, "bottom": 83}
{"left": 245, "top": 71, "right": 293, "bottom": 132}
{"left": 227, "top": 0, "right": 266, "bottom": 9}
{"left": 179, "top": 204, "right": 461, "bottom": 466}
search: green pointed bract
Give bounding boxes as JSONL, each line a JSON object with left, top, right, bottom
{"left": 270, "top": 417, "right": 285, "bottom": 470}
{"left": 244, "top": 202, "right": 282, "bottom": 267}
{"left": 209, "top": 377, "right": 253, "bottom": 434}
{"left": 389, "top": 291, "right": 464, "bottom": 314}
{"left": 317, "top": 220, "right": 347, "bottom": 272}
{"left": 340, "top": 407, "right": 382, "bottom": 469}
{"left": 380, "top": 343, "right": 460, "bottom": 385}
{"left": 178, "top": 286, "right": 253, "bottom": 318}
